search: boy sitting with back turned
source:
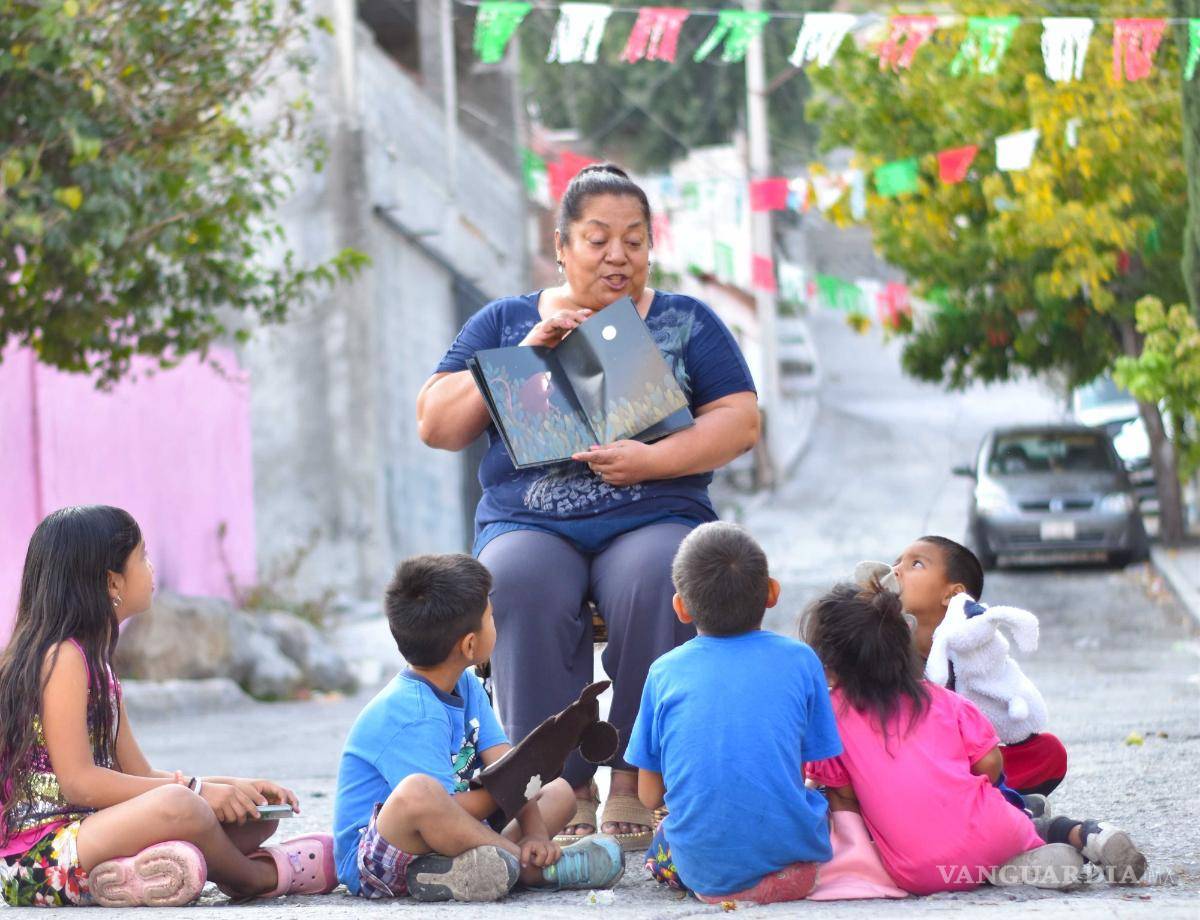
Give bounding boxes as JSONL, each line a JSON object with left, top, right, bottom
{"left": 332, "top": 554, "right": 623, "bottom": 902}
{"left": 626, "top": 523, "right": 843, "bottom": 904}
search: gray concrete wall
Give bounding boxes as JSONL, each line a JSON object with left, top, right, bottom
{"left": 239, "top": 0, "right": 525, "bottom": 605}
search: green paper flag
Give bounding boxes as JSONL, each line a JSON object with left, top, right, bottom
{"left": 474, "top": 1, "right": 532, "bottom": 63}
{"left": 950, "top": 16, "right": 1020, "bottom": 76}
{"left": 521, "top": 148, "right": 546, "bottom": 194}
{"left": 714, "top": 241, "right": 735, "bottom": 279}
{"left": 1187, "top": 19, "right": 1200, "bottom": 80}
{"left": 874, "top": 158, "right": 919, "bottom": 197}
{"left": 693, "top": 10, "right": 770, "bottom": 63}
{"left": 816, "top": 274, "right": 863, "bottom": 312}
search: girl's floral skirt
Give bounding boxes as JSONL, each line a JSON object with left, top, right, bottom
{"left": 1, "top": 821, "right": 90, "bottom": 907}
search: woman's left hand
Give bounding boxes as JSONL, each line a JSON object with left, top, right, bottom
{"left": 572, "top": 440, "right": 660, "bottom": 487}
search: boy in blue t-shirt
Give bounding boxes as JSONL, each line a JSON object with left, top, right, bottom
{"left": 333, "top": 554, "right": 623, "bottom": 902}
{"left": 626, "top": 523, "right": 842, "bottom": 903}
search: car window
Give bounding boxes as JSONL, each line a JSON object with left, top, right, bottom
{"left": 1075, "top": 376, "right": 1132, "bottom": 411}
{"left": 987, "top": 434, "right": 1116, "bottom": 475}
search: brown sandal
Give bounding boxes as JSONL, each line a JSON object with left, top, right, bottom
{"left": 553, "top": 782, "right": 600, "bottom": 845}
{"left": 600, "top": 793, "right": 655, "bottom": 852}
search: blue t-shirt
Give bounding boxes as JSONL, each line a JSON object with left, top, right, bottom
{"left": 625, "top": 630, "right": 842, "bottom": 897}
{"left": 332, "top": 669, "right": 509, "bottom": 893}
{"left": 434, "top": 290, "right": 756, "bottom": 555}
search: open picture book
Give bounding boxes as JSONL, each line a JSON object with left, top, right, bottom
{"left": 467, "top": 297, "right": 693, "bottom": 468}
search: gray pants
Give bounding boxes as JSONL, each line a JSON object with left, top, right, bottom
{"left": 478, "top": 523, "right": 696, "bottom": 788}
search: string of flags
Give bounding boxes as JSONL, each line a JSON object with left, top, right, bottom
{"left": 470, "top": 1, "right": 1200, "bottom": 84}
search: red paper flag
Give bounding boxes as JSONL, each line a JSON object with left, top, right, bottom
{"left": 546, "top": 151, "right": 600, "bottom": 201}
{"left": 752, "top": 255, "right": 777, "bottom": 292}
{"left": 937, "top": 145, "right": 979, "bottom": 184}
{"left": 621, "top": 7, "right": 690, "bottom": 63}
{"left": 877, "top": 282, "right": 911, "bottom": 328}
{"left": 1112, "top": 18, "right": 1166, "bottom": 82}
{"left": 877, "top": 15, "right": 939, "bottom": 71}
{"left": 750, "top": 178, "right": 789, "bottom": 212}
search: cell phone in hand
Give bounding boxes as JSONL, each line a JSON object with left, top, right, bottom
{"left": 254, "top": 803, "right": 295, "bottom": 821}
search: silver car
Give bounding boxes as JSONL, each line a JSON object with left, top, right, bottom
{"left": 954, "top": 425, "right": 1150, "bottom": 569}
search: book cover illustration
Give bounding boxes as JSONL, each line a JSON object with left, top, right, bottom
{"left": 469, "top": 298, "right": 692, "bottom": 468}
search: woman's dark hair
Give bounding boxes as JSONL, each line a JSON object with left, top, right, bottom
{"left": 0, "top": 506, "right": 139, "bottom": 843}
{"left": 557, "top": 163, "right": 654, "bottom": 247}
{"left": 802, "top": 582, "right": 929, "bottom": 737}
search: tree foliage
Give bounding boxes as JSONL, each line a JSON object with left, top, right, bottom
{"left": 809, "top": 0, "right": 1185, "bottom": 388}
{"left": 1115, "top": 297, "right": 1200, "bottom": 479}
{"left": 806, "top": 0, "right": 1192, "bottom": 539}
{"left": 0, "top": 0, "right": 367, "bottom": 385}
{"left": 520, "top": 1, "right": 824, "bottom": 171}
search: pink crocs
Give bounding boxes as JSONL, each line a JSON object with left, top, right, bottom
{"left": 254, "top": 833, "right": 337, "bottom": 898}
{"left": 89, "top": 840, "right": 207, "bottom": 907}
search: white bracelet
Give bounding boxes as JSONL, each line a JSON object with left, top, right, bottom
{"left": 193, "top": 778, "right": 203, "bottom": 797}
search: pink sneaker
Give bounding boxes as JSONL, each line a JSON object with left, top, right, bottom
{"left": 89, "top": 840, "right": 207, "bottom": 907}
{"left": 254, "top": 833, "right": 337, "bottom": 898}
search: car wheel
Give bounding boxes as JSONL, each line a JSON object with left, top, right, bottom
{"left": 1108, "top": 551, "right": 1133, "bottom": 569}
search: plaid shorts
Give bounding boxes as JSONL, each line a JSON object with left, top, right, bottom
{"left": 0, "top": 821, "right": 91, "bottom": 907}
{"left": 355, "top": 803, "right": 419, "bottom": 899}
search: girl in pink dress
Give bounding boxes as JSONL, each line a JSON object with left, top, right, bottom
{"left": 802, "top": 583, "right": 1146, "bottom": 894}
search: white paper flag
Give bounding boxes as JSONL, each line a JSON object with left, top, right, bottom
{"left": 788, "top": 12, "right": 857, "bottom": 68}
{"left": 1041, "top": 17, "right": 1094, "bottom": 83}
{"left": 812, "top": 174, "right": 847, "bottom": 212}
{"left": 547, "top": 3, "right": 613, "bottom": 64}
{"left": 778, "top": 262, "right": 808, "bottom": 304}
{"left": 996, "top": 128, "right": 1040, "bottom": 171}
{"left": 1065, "top": 117, "right": 1081, "bottom": 149}
{"left": 843, "top": 169, "right": 867, "bottom": 220}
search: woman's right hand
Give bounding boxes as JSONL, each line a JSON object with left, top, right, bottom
{"left": 520, "top": 309, "right": 593, "bottom": 348}
{"left": 199, "top": 781, "right": 262, "bottom": 824}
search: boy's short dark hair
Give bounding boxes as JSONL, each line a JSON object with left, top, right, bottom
{"left": 917, "top": 535, "right": 984, "bottom": 599}
{"left": 671, "top": 522, "right": 770, "bottom": 636}
{"left": 384, "top": 554, "right": 492, "bottom": 667}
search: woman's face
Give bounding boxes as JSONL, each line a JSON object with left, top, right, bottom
{"left": 556, "top": 194, "right": 651, "bottom": 310}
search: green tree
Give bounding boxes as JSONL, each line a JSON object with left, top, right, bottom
{"left": 0, "top": 0, "right": 367, "bottom": 386}
{"left": 1176, "top": 0, "right": 1200, "bottom": 322}
{"left": 808, "top": 0, "right": 1192, "bottom": 544}
{"left": 519, "top": 1, "right": 823, "bottom": 171}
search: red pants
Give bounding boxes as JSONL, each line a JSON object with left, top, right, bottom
{"left": 1001, "top": 733, "right": 1068, "bottom": 796}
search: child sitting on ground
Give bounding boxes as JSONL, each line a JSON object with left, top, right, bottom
{"left": 0, "top": 506, "right": 333, "bottom": 908}
{"left": 889, "top": 536, "right": 1068, "bottom": 797}
{"left": 331, "top": 553, "right": 623, "bottom": 903}
{"left": 802, "top": 582, "right": 1146, "bottom": 894}
{"left": 625, "top": 522, "right": 842, "bottom": 904}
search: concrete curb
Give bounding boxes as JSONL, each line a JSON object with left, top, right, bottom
{"left": 1150, "top": 545, "right": 1200, "bottom": 629}
{"left": 122, "top": 677, "right": 254, "bottom": 721}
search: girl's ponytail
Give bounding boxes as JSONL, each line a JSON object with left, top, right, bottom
{"left": 802, "top": 581, "right": 929, "bottom": 735}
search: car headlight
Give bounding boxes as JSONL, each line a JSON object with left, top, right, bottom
{"left": 1099, "top": 492, "right": 1135, "bottom": 514}
{"left": 975, "top": 482, "right": 1015, "bottom": 514}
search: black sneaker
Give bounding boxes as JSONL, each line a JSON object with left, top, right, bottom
{"left": 405, "top": 845, "right": 520, "bottom": 902}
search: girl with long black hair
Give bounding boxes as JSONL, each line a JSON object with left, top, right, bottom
{"left": 0, "top": 506, "right": 336, "bottom": 906}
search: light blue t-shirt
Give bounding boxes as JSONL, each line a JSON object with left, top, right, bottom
{"left": 625, "top": 630, "right": 842, "bottom": 897}
{"left": 332, "top": 669, "right": 509, "bottom": 893}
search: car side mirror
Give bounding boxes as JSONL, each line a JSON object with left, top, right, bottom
{"left": 952, "top": 464, "right": 976, "bottom": 478}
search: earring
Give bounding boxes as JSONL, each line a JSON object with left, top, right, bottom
{"left": 112, "top": 596, "right": 121, "bottom": 609}
{"left": 556, "top": 261, "right": 564, "bottom": 274}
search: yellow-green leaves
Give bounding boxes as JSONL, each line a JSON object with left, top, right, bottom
{"left": 54, "top": 186, "right": 83, "bottom": 210}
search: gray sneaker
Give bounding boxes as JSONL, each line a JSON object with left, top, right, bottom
{"left": 989, "top": 844, "right": 1085, "bottom": 890}
{"left": 1022, "top": 794, "right": 1051, "bottom": 819}
{"left": 405, "top": 845, "right": 520, "bottom": 902}
{"left": 539, "top": 835, "right": 624, "bottom": 891}
{"left": 1080, "top": 821, "right": 1148, "bottom": 884}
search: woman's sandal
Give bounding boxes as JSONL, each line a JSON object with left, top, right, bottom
{"left": 251, "top": 833, "right": 338, "bottom": 898}
{"left": 553, "top": 783, "right": 600, "bottom": 845}
{"left": 89, "top": 841, "right": 207, "bottom": 908}
{"left": 600, "top": 793, "right": 655, "bottom": 852}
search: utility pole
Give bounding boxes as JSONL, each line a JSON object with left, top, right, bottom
{"left": 439, "top": 0, "right": 459, "bottom": 202}
{"left": 745, "top": 0, "right": 779, "bottom": 488}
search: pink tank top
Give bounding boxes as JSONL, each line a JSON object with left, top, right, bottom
{"left": 0, "top": 639, "right": 121, "bottom": 857}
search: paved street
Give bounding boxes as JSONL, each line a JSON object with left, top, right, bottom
{"left": 9, "top": 310, "right": 1197, "bottom": 917}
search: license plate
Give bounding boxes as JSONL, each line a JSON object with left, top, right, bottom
{"left": 1040, "top": 519, "right": 1076, "bottom": 541}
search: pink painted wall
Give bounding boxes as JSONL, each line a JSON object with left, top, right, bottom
{"left": 0, "top": 345, "right": 257, "bottom": 642}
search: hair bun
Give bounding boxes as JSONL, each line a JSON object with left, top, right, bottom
{"left": 576, "top": 162, "right": 629, "bottom": 181}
